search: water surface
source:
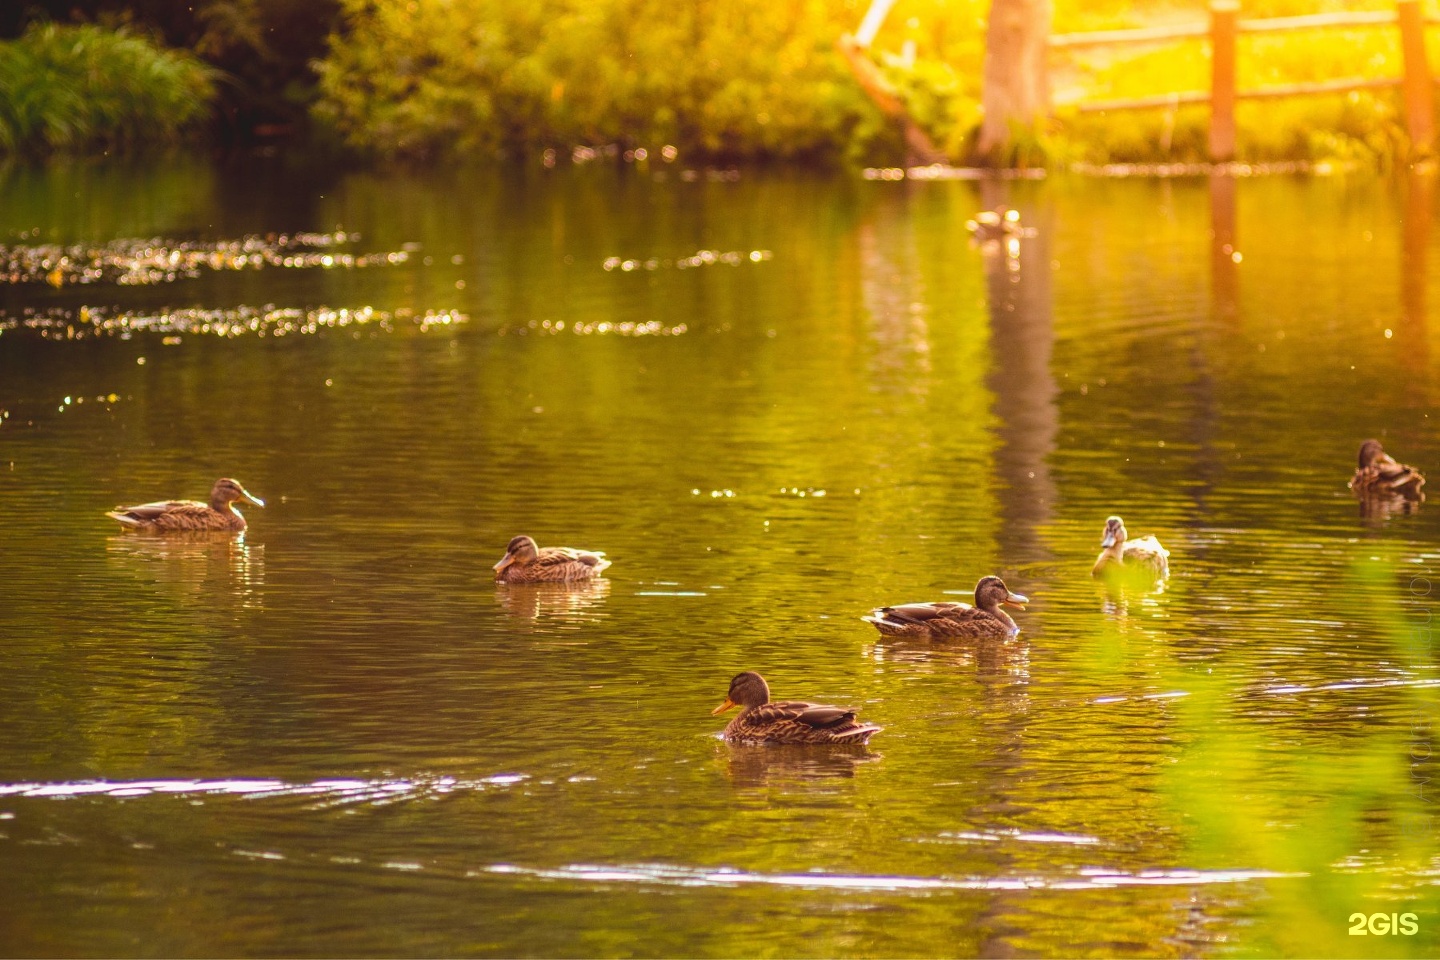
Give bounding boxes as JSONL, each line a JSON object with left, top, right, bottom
{"left": 0, "top": 156, "right": 1437, "bottom": 957}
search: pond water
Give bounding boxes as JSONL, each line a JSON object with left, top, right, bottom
{"left": 0, "top": 155, "right": 1437, "bottom": 957}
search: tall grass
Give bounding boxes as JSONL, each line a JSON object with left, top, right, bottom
{"left": 0, "top": 23, "right": 216, "bottom": 154}
{"left": 1041, "top": 2, "right": 1434, "bottom": 167}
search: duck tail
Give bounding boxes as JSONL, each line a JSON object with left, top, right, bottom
{"left": 842, "top": 724, "right": 883, "bottom": 744}
{"left": 861, "top": 615, "right": 905, "bottom": 636}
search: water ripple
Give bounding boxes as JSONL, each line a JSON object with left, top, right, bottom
{"left": 0, "top": 774, "right": 527, "bottom": 807}
{"left": 602, "top": 249, "right": 771, "bottom": 272}
{"left": 0, "top": 230, "right": 410, "bottom": 287}
{"left": 0, "top": 305, "right": 465, "bottom": 340}
{"left": 481, "top": 862, "right": 1304, "bottom": 891}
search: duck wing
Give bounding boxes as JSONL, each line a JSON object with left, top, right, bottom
{"left": 749, "top": 700, "right": 861, "bottom": 730}
{"left": 1377, "top": 455, "right": 1425, "bottom": 492}
{"left": 1353, "top": 456, "right": 1425, "bottom": 495}
{"left": 740, "top": 700, "right": 883, "bottom": 744}
{"left": 108, "top": 499, "right": 208, "bottom": 523}
{"left": 867, "top": 601, "right": 975, "bottom": 625}
{"left": 536, "top": 547, "right": 609, "bottom": 568}
{"left": 1120, "top": 537, "right": 1170, "bottom": 577}
{"left": 1126, "top": 535, "right": 1169, "bottom": 557}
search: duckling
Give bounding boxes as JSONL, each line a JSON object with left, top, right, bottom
{"left": 862, "top": 576, "right": 1028, "bottom": 639}
{"left": 1091, "top": 515, "right": 1169, "bottom": 580}
{"left": 712, "top": 671, "right": 881, "bottom": 745}
{"left": 492, "top": 535, "right": 610, "bottom": 583}
{"left": 1350, "top": 439, "right": 1424, "bottom": 499}
{"left": 965, "top": 208, "right": 1023, "bottom": 240}
{"left": 107, "top": 478, "right": 263, "bottom": 532}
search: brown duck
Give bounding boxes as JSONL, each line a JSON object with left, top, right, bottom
{"left": 863, "top": 576, "right": 1028, "bottom": 639}
{"left": 492, "top": 535, "right": 611, "bottom": 583}
{"left": 1092, "top": 515, "right": 1169, "bottom": 580}
{"left": 107, "top": 478, "right": 263, "bottom": 532}
{"left": 1350, "top": 439, "right": 1424, "bottom": 499}
{"left": 712, "top": 671, "right": 881, "bottom": 745}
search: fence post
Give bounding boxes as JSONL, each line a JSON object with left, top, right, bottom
{"left": 1209, "top": 1, "right": 1239, "bottom": 161}
{"left": 1398, "top": 0, "right": 1435, "bottom": 154}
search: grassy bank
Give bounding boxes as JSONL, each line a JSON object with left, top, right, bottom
{"left": 0, "top": 23, "right": 214, "bottom": 153}
{"left": 2, "top": 2, "right": 1437, "bottom": 166}
{"left": 1043, "top": 1, "right": 1430, "bottom": 166}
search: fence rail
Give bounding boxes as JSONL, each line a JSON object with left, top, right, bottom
{"left": 1049, "top": 0, "right": 1435, "bottom": 159}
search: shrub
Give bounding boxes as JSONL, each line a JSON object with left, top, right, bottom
{"left": 313, "top": 0, "right": 900, "bottom": 162}
{"left": 0, "top": 22, "right": 215, "bottom": 153}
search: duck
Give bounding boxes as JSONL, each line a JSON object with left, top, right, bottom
{"left": 862, "top": 576, "right": 1028, "bottom": 639}
{"left": 1350, "top": 439, "right": 1424, "bottom": 499}
{"left": 492, "top": 535, "right": 611, "bottom": 583}
{"left": 106, "top": 478, "right": 263, "bottom": 532}
{"left": 711, "top": 671, "right": 881, "bottom": 745}
{"left": 965, "top": 208, "right": 1023, "bottom": 240}
{"left": 1091, "top": 515, "right": 1169, "bottom": 580}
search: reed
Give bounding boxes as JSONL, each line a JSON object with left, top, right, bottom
{"left": 0, "top": 23, "right": 216, "bottom": 154}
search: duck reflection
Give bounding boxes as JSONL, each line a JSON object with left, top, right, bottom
{"left": 1094, "top": 562, "right": 1170, "bottom": 620}
{"left": 972, "top": 635, "right": 1030, "bottom": 684}
{"left": 494, "top": 579, "right": 611, "bottom": 622}
{"left": 105, "top": 531, "right": 264, "bottom": 608}
{"left": 718, "top": 742, "right": 880, "bottom": 789}
{"left": 1097, "top": 581, "right": 1169, "bottom": 623}
{"left": 1356, "top": 491, "right": 1424, "bottom": 523}
{"left": 868, "top": 634, "right": 1030, "bottom": 683}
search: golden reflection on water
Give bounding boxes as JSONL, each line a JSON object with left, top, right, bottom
{"left": 866, "top": 634, "right": 1031, "bottom": 681}
{"left": 0, "top": 230, "right": 397, "bottom": 287}
{"left": 1356, "top": 490, "right": 1425, "bottom": 524}
{"left": 106, "top": 531, "right": 265, "bottom": 609}
{"left": 493, "top": 579, "right": 612, "bottom": 622}
{"left": 2, "top": 165, "right": 1439, "bottom": 957}
{"left": 858, "top": 205, "right": 931, "bottom": 385}
{"left": 717, "top": 743, "right": 880, "bottom": 789}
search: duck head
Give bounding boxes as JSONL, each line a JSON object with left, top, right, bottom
{"left": 1358, "top": 439, "right": 1388, "bottom": 469}
{"left": 493, "top": 535, "right": 540, "bottom": 576}
{"left": 1100, "top": 515, "right": 1128, "bottom": 549}
{"left": 210, "top": 478, "right": 264, "bottom": 512}
{"left": 975, "top": 575, "right": 1028, "bottom": 612}
{"left": 712, "top": 671, "right": 771, "bottom": 714}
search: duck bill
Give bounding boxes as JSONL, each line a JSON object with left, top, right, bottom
{"left": 1100, "top": 533, "right": 1116, "bottom": 548}
{"left": 241, "top": 489, "right": 265, "bottom": 508}
{"left": 711, "top": 697, "right": 737, "bottom": 716}
{"left": 1002, "top": 592, "right": 1029, "bottom": 610}
{"left": 493, "top": 553, "right": 515, "bottom": 575}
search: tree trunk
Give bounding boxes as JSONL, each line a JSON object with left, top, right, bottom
{"left": 977, "top": 0, "right": 1052, "bottom": 161}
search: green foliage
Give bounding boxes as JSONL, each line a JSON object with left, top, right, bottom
{"left": 0, "top": 23, "right": 215, "bottom": 154}
{"left": 312, "top": 0, "right": 1440, "bottom": 166}
{"left": 314, "top": 0, "right": 897, "bottom": 162}
{"left": 187, "top": 0, "right": 341, "bottom": 128}
{"left": 3, "top": 1, "right": 340, "bottom": 134}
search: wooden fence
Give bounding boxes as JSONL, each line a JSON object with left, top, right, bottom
{"left": 1051, "top": 0, "right": 1436, "bottom": 160}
